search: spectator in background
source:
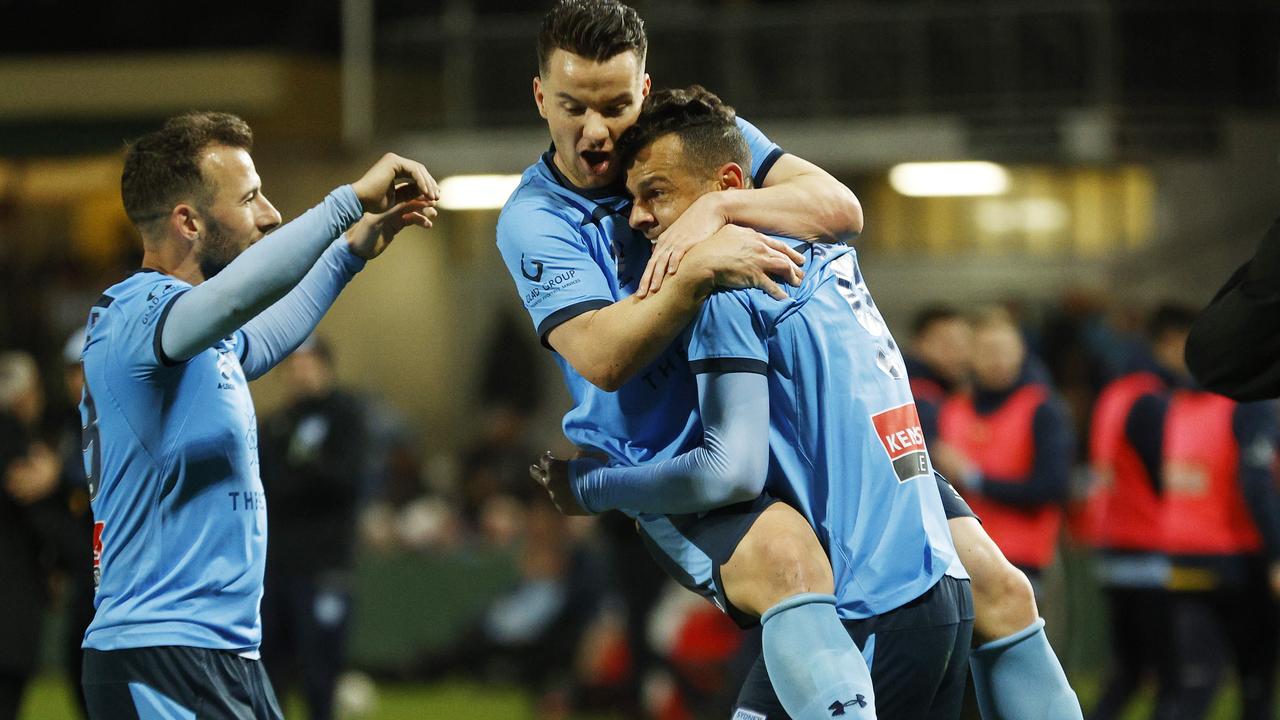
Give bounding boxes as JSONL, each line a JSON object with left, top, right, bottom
{"left": 258, "top": 337, "right": 369, "bottom": 720}
{"left": 409, "top": 502, "right": 606, "bottom": 719}
{"left": 1155, "top": 337, "right": 1280, "bottom": 720}
{"left": 1082, "top": 304, "right": 1196, "bottom": 720}
{"left": 905, "top": 303, "right": 973, "bottom": 442}
{"left": 934, "top": 307, "right": 1076, "bottom": 591}
{"left": 0, "top": 351, "right": 61, "bottom": 720}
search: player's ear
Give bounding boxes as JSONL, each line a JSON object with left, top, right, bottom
{"left": 718, "top": 163, "right": 746, "bottom": 191}
{"left": 641, "top": 73, "right": 651, "bottom": 98}
{"left": 533, "top": 76, "right": 548, "bottom": 119}
{"left": 173, "top": 204, "right": 200, "bottom": 243}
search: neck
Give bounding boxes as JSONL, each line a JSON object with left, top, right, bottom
{"left": 140, "top": 239, "right": 205, "bottom": 285}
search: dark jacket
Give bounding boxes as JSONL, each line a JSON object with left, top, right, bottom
{"left": 1186, "top": 217, "right": 1280, "bottom": 400}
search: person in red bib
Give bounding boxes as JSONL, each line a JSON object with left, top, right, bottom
{"left": 933, "top": 307, "right": 1075, "bottom": 589}
{"left": 1154, "top": 354, "right": 1280, "bottom": 720}
{"left": 1083, "top": 304, "right": 1195, "bottom": 720}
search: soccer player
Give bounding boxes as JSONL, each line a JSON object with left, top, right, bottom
{"left": 499, "top": 3, "right": 868, "bottom": 717}
{"left": 1185, "top": 216, "right": 1280, "bottom": 400}
{"left": 78, "top": 112, "right": 438, "bottom": 719}
{"left": 1082, "top": 305, "right": 1191, "bottom": 720}
{"left": 541, "top": 85, "right": 974, "bottom": 719}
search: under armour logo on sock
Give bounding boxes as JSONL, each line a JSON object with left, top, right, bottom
{"left": 828, "top": 696, "right": 868, "bottom": 715}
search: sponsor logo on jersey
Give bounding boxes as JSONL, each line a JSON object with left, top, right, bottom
{"left": 733, "top": 709, "right": 767, "bottom": 720}
{"left": 92, "top": 521, "right": 105, "bottom": 588}
{"left": 523, "top": 267, "right": 583, "bottom": 307}
{"left": 871, "top": 402, "right": 932, "bottom": 483}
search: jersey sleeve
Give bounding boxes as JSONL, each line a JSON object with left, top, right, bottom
{"left": 685, "top": 289, "right": 769, "bottom": 375}
{"left": 735, "top": 115, "right": 784, "bottom": 187}
{"left": 111, "top": 276, "right": 193, "bottom": 373}
{"left": 497, "top": 201, "right": 618, "bottom": 345}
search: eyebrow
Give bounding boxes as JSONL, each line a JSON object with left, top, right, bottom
{"left": 635, "top": 174, "right": 669, "bottom": 193}
{"left": 555, "top": 92, "right": 632, "bottom": 105}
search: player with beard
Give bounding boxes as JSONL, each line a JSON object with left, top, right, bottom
{"left": 78, "top": 112, "right": 437, "bottom": 719}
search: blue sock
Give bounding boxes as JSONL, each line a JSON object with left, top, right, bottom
{"left": 760, "top": 593, "right": 875, "bottom": 719}
{"left": 970, "top": 618, "right": 1083, "bottom": 720}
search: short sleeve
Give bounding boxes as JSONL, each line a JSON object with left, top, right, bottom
{"left": 113, "top": 275, "right": 192, "bottom": 372}
{"left": 736, "top": 116, "right": 784, "bottom": 187}
{"left": 497, "top": 202, "right": 618, "bottom": 345}
{"left": 685, "top": 289, "right": 769, "bottom": 375}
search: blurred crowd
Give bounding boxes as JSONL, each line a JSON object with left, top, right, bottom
{"left": 3, "top": 286, "right": 1279, "bottom": 720}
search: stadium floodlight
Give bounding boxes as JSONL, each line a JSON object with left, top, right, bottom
{"left": 888, "top": 162, "right": 1010, "bottom": 197}
{"left": 436, "top": 174, "right": 523, "bottom": 210}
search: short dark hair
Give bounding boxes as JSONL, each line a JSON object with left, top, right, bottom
{"left": 615, "top": 85, "right": 752, "bottom": 181}
{"left": 537, "top": 0, "right": 647, "bottom": 75}
{"left": 121, "top": 111, "right": 253, "bottom": 231}
{"left": 912, "top": 304, "right": 965, "bottom": 339}
{"left": 1146, "top": 303, "right": 1197, "bottom": 342}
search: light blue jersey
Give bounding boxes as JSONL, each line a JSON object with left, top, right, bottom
{"left": 685, "top": 242, "right": 961, "bottom": 619}
{"left": 497, "top": 118, "right": 782, "bottom": 606}
{"left": 497, "top": 116, "right": 783, "bottom": 466}
{"left": 79, "top": 271, "right": 269, "bottom": 654}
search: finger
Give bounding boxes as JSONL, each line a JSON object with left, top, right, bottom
{"left": 763, "top": 236, "right": 806, "bottom": 266}
{"left": 529, "top": 464, "right": 546, "bottom": 484}
{"left": 762, "top": 249, "right": 805, "bottom": 286}
{"left": 762, "top": 278, "right": 787, "bottom": 301}
{"left": 409, "top": 164, "right": 438, "bottom": 201}
{"left": 667, "top": 246, "right": 688, "bottom": 276}
{"left": 648, "top": 249, "right": 673, "bottom": 294}
{"left": 636, "top": 257, "right": 658, "bottom": 299}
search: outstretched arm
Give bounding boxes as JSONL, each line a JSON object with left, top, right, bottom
{"left": 160, "top": 154, "right": 438, "bottom": 364}
{"left": 238, "top": 200, "right": 435, "bottom": 380}
{"left": 533, "top": 371, "right": 770, "bottom": 515}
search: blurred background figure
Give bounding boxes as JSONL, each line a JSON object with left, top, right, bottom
{"left": 1081, "top": 304, "right": 1195, "bottom": 720}
{"left": 258, "top": 337, "right": 371, "bottom": 720}
{"left": 906, "top": 304, "right": 974, "bottom": 443}
{"left": 934, "top": 307, "right": 1076, "bottom": 593}
{"left": 0, "top": 352, "right": 61, "bottom": 720}
{"left": 1155, "top": 336, "right": 1280, "bottom": 720}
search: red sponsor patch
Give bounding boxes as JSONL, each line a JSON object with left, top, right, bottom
{"left": 873, "top": 403, "right": 927, "bottom": 459}
{"left": 871, "top": 403, "right": 931, "bottom": 482}
{"left": 92, "top": 521, "right": 104, "bottom": 568}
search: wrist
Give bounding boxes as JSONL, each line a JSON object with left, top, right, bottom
{"left": 668, "top": 248, "right": 716, "bottom": 301}
{"left": 568, "top": 457, "right": 605, "bottom": 514}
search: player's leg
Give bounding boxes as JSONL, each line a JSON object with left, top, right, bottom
{"left": 941, "top": 476, "right": 1081, "bottom": 720}
{"left": 640, "top": 497, "right": 872, "bottom": 720}
{"left": 844, "top": 576, "right": 975, "bottom": 720}
{"left": 296, "top": 572, "right": 352, "bottom": 720}
{"left": 1090, "top": 584, "right": 1153, "bottom": 720}
{"left": 1154, "top": 590, "right": 1225, "bottom": 720}
{"left": 1220, "top": 575, "right": 1278, "bottom": 720}
{"left": 721, "top": 501, "right": 877, "bottom": 720}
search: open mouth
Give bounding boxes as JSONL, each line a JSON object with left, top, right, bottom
{"left": 581, "top": 150, "right": 611, "bottom": 176}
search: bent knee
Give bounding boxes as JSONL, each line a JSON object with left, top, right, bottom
{"left": 722, "top": 503, "right": 833, "bottom": 616}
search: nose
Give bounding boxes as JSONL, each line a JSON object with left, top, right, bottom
{"left": 257, "top": 196, "right": 282, "bottom": 233}
{"left": 583, "top": 111, "right": 609, "bottom": 144}
{"left": 629, "top": 202, "right": 654, "bottom": 231}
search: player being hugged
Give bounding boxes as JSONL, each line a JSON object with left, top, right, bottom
{"left": 78, "top": 112, "right": 437, "bottom": 720}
